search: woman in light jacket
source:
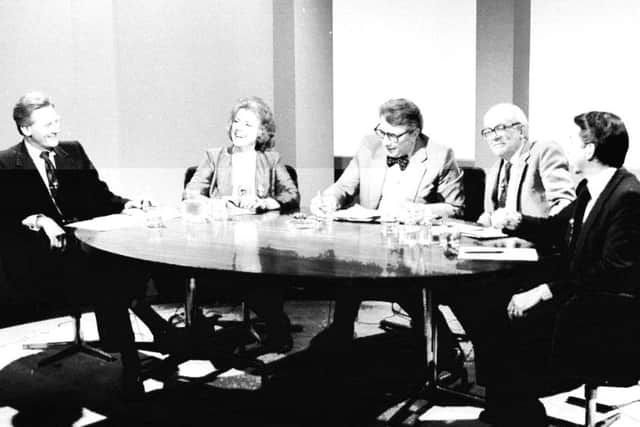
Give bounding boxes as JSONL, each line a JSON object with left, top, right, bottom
{"left": 185, "top": 96, "right": 299, "bottom": 353}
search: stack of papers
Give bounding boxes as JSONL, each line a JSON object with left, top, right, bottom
{"left": 332, "top": 205, "right": 380, "bottom": 222}
{"left": 457, "top": 246, "right": 538, "bottom": 261}
{"left": 457, "top": 223, "right": 507, "bottom": 239}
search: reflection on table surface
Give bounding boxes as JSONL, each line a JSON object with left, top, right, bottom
{"left": 75, "top": 212, "right": 532, "bottom": 280}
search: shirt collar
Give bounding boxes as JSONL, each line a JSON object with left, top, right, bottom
{"left": 585, "top": 167, "right": 617, "bottom": 201}
{"left": 25, "top": 139, "right": 55, "bottom": 162}
{"left": 503, "top": 140, "right": 525, "bottom": 164}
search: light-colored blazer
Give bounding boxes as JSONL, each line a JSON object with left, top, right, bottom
{"left": 185, "top": 146, "right": 300, "bottom": 211}
{"left": 481, "top": 139, "right": 575, "bottom": 220}
{"left": 325, "top": 134, "right": 465, "bottom": 217}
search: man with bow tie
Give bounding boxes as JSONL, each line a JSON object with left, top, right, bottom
{"left": 309, "top": 98, "right": 465, "bottom": 374}
{"left": 310, "top": 98, "right": 464, "bottom": 219}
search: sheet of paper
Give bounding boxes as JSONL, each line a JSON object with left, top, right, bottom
{"left": 456, "top": 223, "right": 507, "bottom": 239}
{"left": 66, "top": 214, "right": 144, "bottom": 231}
{"left": 457, "top": 246, "right": 538, "bottom": 261}
{"left": 542, "top": 385, "right": 640, "bottom": 426}
{"left": 419, "top": 405, "right": 483, "bottom": 421}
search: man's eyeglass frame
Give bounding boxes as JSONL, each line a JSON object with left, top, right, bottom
{"left": 481, "top": 122, "right": 522, "bottom": 139}
{"left": 374, "top": 125, "right": 415, "bottom": 144}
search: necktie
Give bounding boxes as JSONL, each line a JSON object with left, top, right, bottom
{"left": 386, "top": 155, "right": 409, "bottom": 171}
{"left": 40, "top": 150, "right": 63, "bottom": 214}
{"left": 497, "top": 160, "right": 511, "bottom": 208}
{"left": 569, "top": 179, "right": 591, "bottom": 252}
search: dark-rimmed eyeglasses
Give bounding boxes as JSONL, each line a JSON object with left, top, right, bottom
{"left": 481, "top": 122, "right": 522, "bottom": 139}
{"left": 374, "top": 125, "right": 414, "bottom": 143}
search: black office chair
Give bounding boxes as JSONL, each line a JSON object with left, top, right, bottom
{"left": 460, "top": 166, "right": 486, "bottom": 222}
{"left": 552, "top": 292, "right": 640, "bottom": 427}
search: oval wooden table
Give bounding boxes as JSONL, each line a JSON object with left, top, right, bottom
{"left": 75, "top": 212, "right": 543, "bottom": 424}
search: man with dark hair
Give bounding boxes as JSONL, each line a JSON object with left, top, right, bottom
{"left": 473, "top": 111, "right": 640, "bottom": 426}
{"left": 308, "top": 98, "right": 465, "bottom": 377}
{"left": 0, "top": 91, "right": 178, "bottom": 397}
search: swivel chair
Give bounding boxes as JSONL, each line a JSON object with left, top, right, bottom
{"left": 24, "top": 310, "right": 115, "bottom": 366}
{"left": 552, "top": 292, "right": 640, "bottom": 427}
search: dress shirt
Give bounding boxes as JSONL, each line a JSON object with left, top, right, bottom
{"left": 379, "top": 145, "right": 423, "bottom": 213}
{"left": 25, "top": 140, "right": 56, "bottom": 195}
{"left": 583, "top": 167, "right": 617, "bottom": 223}
{"left": 231, "top": 149, "right": 257, "bottom": 198}
{"left": 502, "top": 142, "right": 524, "bottom": 211}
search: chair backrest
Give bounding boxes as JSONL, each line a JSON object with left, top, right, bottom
{"left": 184, "top": 166, "right": 197, "bottom": 189}
{"left": 285, "top": 164, "right": 298, "bottom": 189}
{"left": 184, "top": 164, "right": 299, "bottom": 190}
{"left": 461, "top": 166, "right": 486, "bottom": 222}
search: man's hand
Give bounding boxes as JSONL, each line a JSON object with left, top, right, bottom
{"left": 252, "top": 197, "right": 280, "bottom": 212}
{"left": 123, "top": 199, "right": 153, "bottom": 214}
{"left": 507, "top": 284, "right": 553, "bottom": 319}
{"left": 310, "top": 193, "right": 339, "bottom": 217}
{"left": 22, "top": 215, "right": 67, "bottom": 250}
{"left": 491, "top": 208, "right": 522, "bottom": 230}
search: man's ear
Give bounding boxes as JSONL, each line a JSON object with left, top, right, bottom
{"left": 20, "top": 125, "right": 32, "bottom": 137}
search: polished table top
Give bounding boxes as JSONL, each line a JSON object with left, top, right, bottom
{"left": 75, "top": 212, "right": 534, "bottom": 282}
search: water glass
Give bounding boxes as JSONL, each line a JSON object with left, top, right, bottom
{"left": 145, "top": 206, "right": 165, "bottom": 228}
{"left": 439, "top": 224, "right": 461, "bottom": 250}
{"left": 210, "top": 198, "right": 229, "bottom": 221}
{"left": 181, "top": 197, "right": 210, "bottom": 223}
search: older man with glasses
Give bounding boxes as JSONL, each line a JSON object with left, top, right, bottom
{"left": 477, "top": 103, "right": 575, "bottom": 228}
{"left": 309, "top": 98, "right": 466, "bottom": 380}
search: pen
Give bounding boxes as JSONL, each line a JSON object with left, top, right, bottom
{"left": 464, "top": 250, "right": 505, "bottom": 254}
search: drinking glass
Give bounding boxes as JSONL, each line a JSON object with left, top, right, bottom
{"left": 439, "top": 223, "right": 461, "bottom": 251}
{"left": 181, "top": 196, "right": 210, "bottom": 223}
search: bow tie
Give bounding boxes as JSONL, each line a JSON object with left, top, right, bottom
{"left": 386, "top": 155, "right": 409, "bottom": 171}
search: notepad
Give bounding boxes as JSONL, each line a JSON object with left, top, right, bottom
{"left": 457, "top": 246, "right": 538, "bottom": 261}
{"left": 456, "top": 223, "right": 507, "bottom": 239}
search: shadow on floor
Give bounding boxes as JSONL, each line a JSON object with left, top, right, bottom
{"left": 0, "top": 331, "right": 451, "bottom": 427}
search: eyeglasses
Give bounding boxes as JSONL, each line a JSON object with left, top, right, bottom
{"left": 374, "top": 125, "right": 414, "bottom": 143}
{"left": 481, "top": 122, "right": 522, "bottom": 138}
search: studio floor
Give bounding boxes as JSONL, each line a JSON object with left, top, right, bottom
{"left": 1, "top": 299, "right": 639, "bottom": 427}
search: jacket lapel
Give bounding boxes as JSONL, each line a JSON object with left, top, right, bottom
{"left": 574, "top": 168, "right": 625, "bottom": 257}
{"left": 407, "top": 136, "right": 429, "bottom": 202}
{"left": 366, "top": 142, "right": 388, "bottom": 207}
{"left": 215, "top": 147, "right": 234, "bottom": 196}
{"left": 255, "top": 151, "right": 271, "bottom": 198}
{"left": 508, "top": 140, "right": 532, "bottom": 211}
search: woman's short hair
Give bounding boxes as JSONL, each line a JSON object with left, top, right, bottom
{"left": 227, "top": 96, "right": 276, "bottom": 151}
{"left": 13, "top": 91, "right": 53, "bottom": 135}
{"left": 379, "top": 98, "right": 423, "bottom": 131}
{"left": 574, "top": 111, "right": 628, "bottom": 168}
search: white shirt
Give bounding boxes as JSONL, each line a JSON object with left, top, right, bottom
{"left": 231, "top": 149, "right": 257, "bottom": 198}
{"left": 379, "top": 144, "right": 424, "bottom": 213}
{"left": 502, "top": 142, "right": 525, "bottom": 211}
{"left": 583, "top": 167, "right": 617, "bottom": 223}
{"left": 25, "top": 140, "right": 56, "bottom": 194}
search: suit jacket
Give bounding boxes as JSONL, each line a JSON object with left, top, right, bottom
{"left": 325, "top": 134, "right": 465, "bottom": 216}
{"left": 482, "top": 139, "right": 575, "bottom": 220}
{"left": 514, "top": 168, "right": 640, "bottom": 299}
{"left": 0, "top": 140, "right": 128, "bottom": 291}
{"left": 185, "top": 146, "right": 300, "bottom": 211}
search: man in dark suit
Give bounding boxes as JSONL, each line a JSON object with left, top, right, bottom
{"left": 0, "top": 92, "right": 176, "bottom": 395}
{"left": 471, "top": 111, "right": 640, "bottom": 426}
